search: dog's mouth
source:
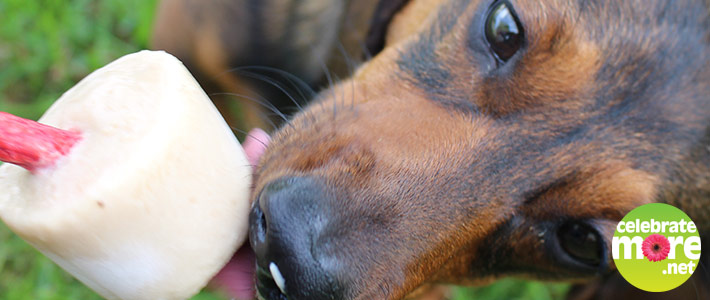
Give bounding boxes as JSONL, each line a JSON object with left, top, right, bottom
{"left": 211, "top": 244, "right": 258, "bottom": 299}
{"left": 255, "top": 264, "right": 288, "bottom": 300}
{"left": 211, "top": 244, "right": 287, "bottom": 300}
{"left": 211, "top": 129, "right": 271, "bottom": 300}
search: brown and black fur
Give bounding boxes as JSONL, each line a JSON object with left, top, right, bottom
{"left": 152, "top": 0, "right": 710, "bottom": 299}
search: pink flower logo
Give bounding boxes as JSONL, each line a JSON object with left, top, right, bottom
{"left": 642, "top": 234, "right": 671, "bottom": 262}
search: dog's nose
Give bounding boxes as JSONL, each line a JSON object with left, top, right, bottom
{"left": 249, "top": 176, "right": 345, "bottom": 300}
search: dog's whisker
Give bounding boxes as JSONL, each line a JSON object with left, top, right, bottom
{"left": 236, "top": 66, "right": 317, "bottom": 104}
{"left": 310, "top": 45, "right": 340, "bottom": 122}
{"left": 250, "top": 108, "right": 281, "bottom": 132}
{"left": 333, "top": 73, "right": 344, "bottom": 123}
{"left": 334, "top": 40, "right": 360, "bottom": 113}
{"left": 229, "top": 127, "right": 270, "bottom": 149}
{"left": 212, "top": 92, "right": 293, "bottom": 131}
{"left": 230, "top": 69, "right": 305, "bottom": 115}
{"left": 206, "top": 69, "right": 283, "bottom": 130}
{"left": 211, "top": 91, "right": 287, "bottom": 123}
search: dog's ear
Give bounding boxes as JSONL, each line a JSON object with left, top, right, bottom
{"left": 365, "top": 0, "right": 448, "bottom": 55}
{"left": 383, "top": 1, "right": 446, "bottom": 48}
{"left": 365, "top": 0, "right": 411, "bottom": 55}
{"left": 151, "top": 0, "right": 366, "bottom": 129}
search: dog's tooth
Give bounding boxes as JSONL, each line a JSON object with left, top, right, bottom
{"left": 269, "top": 262, "right": 287, "bottom": 295}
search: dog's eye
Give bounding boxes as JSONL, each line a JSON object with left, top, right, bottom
{"left": 484, "top": 1, "right": 524, "bottom": 62}
{"left": 557, "top": 221, "right": 602, "bottom": 266}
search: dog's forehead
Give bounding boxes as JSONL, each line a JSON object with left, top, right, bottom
{"left": 401, "top": 0, "right": 710, "bottom": 48}
{"left": 394, "top": 0, "right": 709, "bottom": 92}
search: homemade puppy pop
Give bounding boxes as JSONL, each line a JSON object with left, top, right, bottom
{"left": 0, "top": 51, "right": 252, "bottom": 300}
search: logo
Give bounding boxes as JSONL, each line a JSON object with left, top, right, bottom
{"left": 612, "top": 203, "right": 701, "bottom": 292}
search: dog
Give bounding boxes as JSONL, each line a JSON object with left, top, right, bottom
{"left": 152, "top": 0, "right": 710, "bottom": 299}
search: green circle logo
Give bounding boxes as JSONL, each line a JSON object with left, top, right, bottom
{"left": 613, "top": 203, "right": 701, "bottom": 292}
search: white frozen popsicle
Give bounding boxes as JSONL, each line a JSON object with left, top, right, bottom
{"left": 0, "top": 50, "right": 252, "bottom": 300}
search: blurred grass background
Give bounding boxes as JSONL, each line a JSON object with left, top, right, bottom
{"left": 0, "top": 0, "right": 569, "bottom": 299}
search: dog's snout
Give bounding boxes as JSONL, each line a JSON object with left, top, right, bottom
{"left": 249, "top": 176, "right": 345, "bottom": 300}
{"left": 250, "top": 177, "right": 326, "bottom": 262}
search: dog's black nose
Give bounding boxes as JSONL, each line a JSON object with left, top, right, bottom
{"left": 249, "top": 176, "right": 345, "bottom": 300}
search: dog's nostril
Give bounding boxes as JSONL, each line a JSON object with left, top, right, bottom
{"left": 256, "top": 205, "right": 267, "bottom": 237}
{"left": 249, "top": 176, "right": 346, "bottom": 299}
{"left": 249, "top": 202, "right": 268, "bottom": 247}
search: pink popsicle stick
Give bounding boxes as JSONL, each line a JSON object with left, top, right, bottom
{"left": 0, "top": 111, "right": 81, "bottom": 173}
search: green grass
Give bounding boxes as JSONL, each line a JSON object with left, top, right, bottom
{"left": 452, "top": 279, "right": 569, "bottom": 300}
{"left": 0, "top": 1, "right": 569, "bottom": 299}
{"left": 0, "top": 0, "right": 155, "bottom": 119}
